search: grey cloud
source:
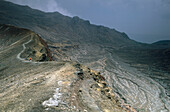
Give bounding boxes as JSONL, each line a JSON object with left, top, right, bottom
{"left": 162, "top": 0, "right": 170, "bottom": 4}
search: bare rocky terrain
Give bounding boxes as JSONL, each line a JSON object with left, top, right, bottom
{"left": 0, "top": 0, "right": 170, "bottom": 112}
{"left": 0, "top": 24, "right": 132, "bottom": 112}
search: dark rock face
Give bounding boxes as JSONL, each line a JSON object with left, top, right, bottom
{"left": 38, "top": 35, "right": 53, "bottom": 61}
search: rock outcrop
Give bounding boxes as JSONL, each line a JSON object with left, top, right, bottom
{"left": 0, "top": 24, "right": 53, "bottom": 62}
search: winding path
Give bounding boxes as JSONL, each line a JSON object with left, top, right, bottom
{"left": 16, "top": 34, "right": 47, "bottom": 64}
{"left": 16, "top": 36, "right": 32, "bottom": 62}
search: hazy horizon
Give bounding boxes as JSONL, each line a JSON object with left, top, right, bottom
{"left": 6, "top": 0, "right": 170, "bottom": 43}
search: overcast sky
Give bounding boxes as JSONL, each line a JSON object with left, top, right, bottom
{"left": 6, "top": 0, "right": 170, "bottom": 43}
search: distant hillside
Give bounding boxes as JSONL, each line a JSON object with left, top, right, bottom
{"left": 0, "top": 0, "right": 137, "bottom": 47}
{"left": 152, "top": 40, "right": 170, "bottom": 48}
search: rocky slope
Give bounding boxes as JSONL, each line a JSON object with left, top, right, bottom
{"left": 0, "top": 0, "right": 137, "bottom": 46}
{"left": 0, "top": 24, "right": 53, "bottom": 62}
{"left": 0, "top": 24, "right": 134, "bottom": 112}
{"left": 0, "top": 0, "right": 170, "bottom": 112}
{"left": 0, "top": 0, "right": 169, "bottom": 73}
